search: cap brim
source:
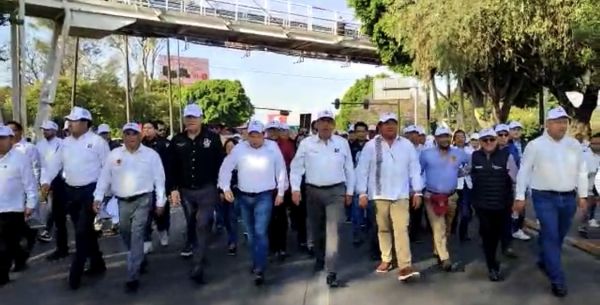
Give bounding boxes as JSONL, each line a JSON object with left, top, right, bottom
{"left": 435, "top": 133, "right": 450, "bottom": 136}
{"left": 547, "top": 115, "right": 570, "bottom": 121}
{"left": 317, "top": 116, "right": 334, "bottom": 121}
{"left": 379, "top": 118, "right": 398, "bottom": 124}
{"left": 123, "top": 128, "right": 140, "bottom": 133}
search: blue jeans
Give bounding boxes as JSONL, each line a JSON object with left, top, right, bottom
{"left": 457, "top": 188, "right": 472, "bottom": 239}
{"left": 221, "top": 198, "right": 238, "bottom": 246}
{"left": 531, "top": 190, "right": 577, "bottom": 285}
{"left": 239, "top": 191, "right": 273, "bottom": 272}
{"left": 352, "top": 195, "right": 374, "bottom": 236}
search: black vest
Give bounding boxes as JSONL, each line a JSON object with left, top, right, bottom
{"left": 471, "top": 148, "right": 513, "bottom": 210}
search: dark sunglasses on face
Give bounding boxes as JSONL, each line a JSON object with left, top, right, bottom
{"left": 497, "top": 133, "right": 509, "bottom": 137}
{"left": 481, "top": 137, "right": 497, "bottom": 143}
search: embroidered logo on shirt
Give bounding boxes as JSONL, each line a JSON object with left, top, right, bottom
{"left": 176, "top": 143, "right": 186, "bottom": 147}
{"left": 203, "top": 138, "right": 211, "bottom": 148}
{"left": 115, "top": 159, "right": 122, "bottom": 166}
{"left": 87, "top": 143, "right": 93, "bottom": 149}
{"left": 334, "top": 148, "right": 340, "bottom": 153}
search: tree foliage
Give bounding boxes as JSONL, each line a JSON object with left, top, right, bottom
{"left": 183, "top": 79, "right": 254, "bottom": 127}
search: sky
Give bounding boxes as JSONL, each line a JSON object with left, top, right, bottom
{"left": 0, "top": 0, "right": 393, "bottom": 125}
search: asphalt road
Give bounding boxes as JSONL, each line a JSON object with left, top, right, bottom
{"left": 1, "top": 206, "right": 599, "bottom": 305}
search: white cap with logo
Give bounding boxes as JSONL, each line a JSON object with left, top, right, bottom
{"left": 40, "top": 120, "right": 59, "bottom": 131}
{"left": 65, "top": 106, "right": 92, "bottom": 121}
{"left": 403, "top": 125, "right": 418, "bottom": 134}
{"left": 122, "top": 123, "right": 141, "bottom": 133}
{"left": 508, "top": 121, "right": 523, "bottom": 129}
{"left": 247, "top": 120, "right": 265, "bottom": 134}
{"left": 316, "top": 110, "right": 334, "bottom": 120}
{"left": 546, "top": 106, "right": 570, "bottom": 120}
{"left": 97, "top": 123, "right": 110, "bottom": 134}
{"left": 183, "top": 104, "right": 203, "bottom": 118}
{"left": 434, "top": 126, "right": 451, "bottom": 136}
{"left": 416, "top": 126, "right": 426, "bottom": 135}
{"left": 378, "top": 112, "right": 398, "bottom": 123}
{"left": 265, "top": 120, "right": 280, "bottom": 130}
{"left": 494, "top": 124, "right": 510, "bottom": 133}
{"left": 470, "top": 133, "right": 480, "bottom": 141}
{"left": 479, "top": 128, "right": 497, "bottom": 139}
{"left": 0, "top": 125, "right": 14, "bottom": 137}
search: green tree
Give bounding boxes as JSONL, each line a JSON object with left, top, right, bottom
{"left": 335, "top": 75, "right": 379, "bottom": 129}
{"left": 183, "top": 80, "right": 253, "bottom": 127}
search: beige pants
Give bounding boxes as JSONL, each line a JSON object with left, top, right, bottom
{"left": 445, "top": 195, "right": 458, "bottom": 236}
{"left": 424, "top": 198, "right": 450, "bottom": 261}
{"left": 375, "top": 199, "right": 412, "bottom": 269}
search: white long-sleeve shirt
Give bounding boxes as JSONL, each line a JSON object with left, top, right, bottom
{"left": 355, "top": 136, "right": 422, "bottom": 200}
{"left": 93, "top": 145, "right": 166, "bottom": 207}
{"left": 515, "top": 133, "right": 588, "bottom": 200}
{"left": 40, "top": 131, "right": 110, "bottom": 187}
{"left": 290, "top": 135, "right": 355, "bottom": 195}
{"left": 455, "top": 145, "right": 473, "bottom": 190}
{"left": 218, "top": 141, "right": 288, "bottom": 196}
{"left": 582, "top": 148, "right": 600, "bottom": 194}
{"left": 14, "top": 138, "right": 41, "bottom": 183}
{"left": 36, "top": 137, "right": 62, "bottom": 174}
{"left": 0, "top": 149, "right": 38, "bottom": 213}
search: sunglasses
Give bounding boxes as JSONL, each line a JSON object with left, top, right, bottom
{"left": 481, "top": 137, "right": 497, "bottom": 143}
{"left": 497, "top": 133, "right": 509, "bottom": 137}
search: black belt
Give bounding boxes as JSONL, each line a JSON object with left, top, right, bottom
{"left": 66, "top": 182, "right": 95, "bottom": 190}
{"left": 306, "top": 182, "right": 344, "bottom": 189}
{"left": 240, "top": 190, "right": 273, "bottom": 197}
{"left": 116, "top": 192, "right": 151, "bottom": 202}
{"left": 532, "top": 189, "right": 576, "bottom": 196}
{"left": 425, "top": 190, "right": 454, "bottom": 196}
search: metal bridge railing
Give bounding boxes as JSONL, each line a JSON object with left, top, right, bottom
{"left": 111, "top": 0, "right": 365, "bottom": 38}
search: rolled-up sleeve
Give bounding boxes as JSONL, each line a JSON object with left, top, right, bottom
{"left": 21, "top": 158, "right": 38, "bottom": 210}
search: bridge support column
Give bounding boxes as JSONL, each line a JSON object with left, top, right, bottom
{"left": 34, "top": 10, "right": 71, "bottom": 140}
{"left": 9, "top": 8, "right": 26, "bottom": 126}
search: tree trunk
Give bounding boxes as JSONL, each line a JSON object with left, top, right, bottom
{"left": 570, "top": 86, "right": 598, "bottom": 136}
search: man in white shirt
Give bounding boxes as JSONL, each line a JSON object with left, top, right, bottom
{"left": 93, "top": 123, "right": 166, "bottom": 293}
{"left": 290, "top": 110, "right": 355, "bottom": 288}
{"left": 582, "top": 133, "right": 600, "bottom": 229}
{"left": 36, "top": 121, "right": 70, "bottom": 260}
{"left": 40, "top": 106, "right": 110, "bottom": 290}
{"left": 514, "top": 106, "right": 588, "bottom": 298}
{"left": 356, "top": 113, "right": 422, "bottom": 282}
{"left": 219, "top": 120, "right": 287, "bottom": 286}
{"left": 0, "top": 125, "right": 38, "bottom": 286}
{"left": 404, "top": 125, "right": 426, "bottom": 243}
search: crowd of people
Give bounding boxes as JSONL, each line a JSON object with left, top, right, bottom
{"left": 0, "top": 103, "right": 597, "bottom": 298}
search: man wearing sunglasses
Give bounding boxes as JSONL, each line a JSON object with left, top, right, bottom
{"left": 470, "top": 128, "right": 518, "bottom": 282}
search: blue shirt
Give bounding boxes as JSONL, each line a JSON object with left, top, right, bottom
{"left": 420, "top": 147, "right": 469, "bottom": 194}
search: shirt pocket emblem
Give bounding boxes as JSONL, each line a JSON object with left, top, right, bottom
{"left": 87, "top": 143, "right": 93, "bottom": 148}
{"left": 334, "top": 148, "right": 340, "bottom": 153}
{"left": 115, "top": 159, "right": 122, "bottom": 166}
{"left": 203, "top": 138, "right": 211, "bottom": 148}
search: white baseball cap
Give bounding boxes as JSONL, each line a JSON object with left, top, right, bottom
{"left": 469, "top": 133, "right": 480, "bottom": 141}
{"left": 479, "top": 128, "right": 497, "bottom": 139}
{"left": 494, "top": 124, "right": 510, "bottom": 133}
{"left": 63, "top": 121, "right": 69, "bottom": 130}
{"left": 403, "top": 125, "right": 418, "bottom": 134}
{"left": 97, "top": 123, "right": 110, "bottom": 134}
{"left": 434, "top": 126, "right": 451, "bottom": 136}
{"left": 40, "top": 120, "right": 59, "bottom": 131}
{"left": 508, "top": 121, "right": 523, "bottom": 129}
{"left": 316, "top": 110, "right": 334, "bottom": 120}
{"left": 122, "top": 122, "right": 141, "bottom": 133}
{"left": 265, "top": 120, "right": 280, "bottom": 130}
{"left": 0, "top": 125, "right": 14, "bottom": 137}
{"left": 416, "top": 126, "right": 426, "bottom": 135}
{"left": 183, "top": 104, "right": 203, "bottom": 118}
{"left": 279, "top": 123, "right": 290, "bottom": 131}
{"left": 546, "top": 106, "right": 570, "bottom": 120}
{"left": 247, "top": 120, "right": 265, "bottom": 134}
{"left": 65, "top": 106, "right": 92, "bottom": 121}
{"left": 378, "top": 112, "right": 398, "bottom": 123}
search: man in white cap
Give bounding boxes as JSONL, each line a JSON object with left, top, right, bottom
{"left": 290, "top": 109, "right": 355, "bottom": 288}
{"left": 40, "top": 106, "right": 110, "bottom": 290}
{"left": 218, "top": 120, "right": 287, "bottom": 285}
{"left": 97, "top": 123, "right": 120, "bottom": 150}
{"left": 93, "top": 123, "right": 166, "bottom": 293}
{"left": 167, "top": 103, "right": 224, "bottom": 283}
{"left": 470, "top": 128, "right": 518, "bottom": 282}
{"left": 265, "top": 120, "right": 280, "bottom": 142}
{"left": 416, "top": 126, "right": 427, "bottom": 147}
{"left": 419, "top": 126, "right": 469, "bottom": 271}
{"left": 36, "top": 121, "right": 70, "bottom": 260}
{"left": 467, "top": 133, "right": 480, "bottom": 152}
{"left": 0, "top": 125, "right": 38, "bottom": 286}
{"left": 506, "top": 121, "right": 531, "bottom": 241}
{"left": 356, "top": 113, "right": 422, "bottom": 282}
{"left": 404, "top": 125, "right": 426, "bottom": 243}
{"left": 514, "top": 106, "right": 588, "bottom": 297}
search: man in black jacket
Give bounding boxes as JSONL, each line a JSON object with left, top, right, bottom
{"left": 470, "top": 128, "right": 518, "bottom": 282}
{"left": 142, "top": 121, "right": 171, "bottom": 250}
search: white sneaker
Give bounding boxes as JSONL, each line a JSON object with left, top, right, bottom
{"left": 144, "top": 241, "right": 153, "bottom": 254}
{"left": 512, "top": 229, "right": 531, "bottom": 241}
{"left": 158, "top": 231, "right": 169, "bottom": 247}
{"left": 588, "top": 219, "right": 600, "bottom": 228}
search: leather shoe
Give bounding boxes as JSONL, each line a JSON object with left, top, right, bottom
{"left": 488, "top": 269, "right": 504, "bottom": 282}
{"left": 68, "top": 274, "right": 81, "bottom": 290}
{"left": 326, "top": 272, "right": 339, "bottom": 288}
{"left": 125, "top": 280, "right": 139, "bottom": 293}
{"left": 190, "top": 266, "right": 205, "bottom": 284}
{"left": 551, "top": 284, "right": 568, "bottom": 297}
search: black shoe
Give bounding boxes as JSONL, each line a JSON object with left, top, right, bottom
{"left": 84, "top": 261, "right": 106, "bottom": 276}
{"left": 0, "top": 276, "right": 9, "bottom": 286}
{"left": 190, "top": 266, "right": 204, "bottom": 284}
{"left": 46, "top": 250, "right": 69, "bottom": 261}
{"left": 68, "top": 274, "right": 81, "bottom": 290}
{"left": 352, "top": 235, "right": 363, "bottom": 247}
{"left": 551, "top": 284, "right": 568, "bottom": 297}
{"left": 314, "top": 259, "right": 325, "bottom": 272}
{"left": 488, "top": 269, "right": 504, "bottom": 282}
{"left": 326, "top": 272, "right": 339, "bottom": 288}
{"left": 502, "top": 248, "right": 518, "bottom": 259}
{"left": 228, "top": 246, "right": 237, "bottom": 256}
{"left": 440, "top": 259, "right": 453, "bottom": 272}
{"left": 306, "top": 247, "right": 315, "bottom": 257}
{"left": 276, "top": 251, "right": 288, "bottom": 262}
{"left": 140, "top": 258, "right": 148, "bottom": 275}
{"left": 12, "top": 262, "right": 28, "bottom": 272}
{"left": 254, "top": 272, "right": 265, "bottom": 286}
{"left": 180, "top": 245, "right": 193, "bottom": 258}
{"left": 125, "top": 280, "right": 139, "bottom": 293}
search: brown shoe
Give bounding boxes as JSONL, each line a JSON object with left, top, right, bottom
{"left": 398, "top": 266, "right": 420, "bottom": 281}
{"left": 375, "top": 262, "right": 393, "bottom": 273}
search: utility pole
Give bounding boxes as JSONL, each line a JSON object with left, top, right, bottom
{"left": 70, "top": 37, "right": 80, "bottom": 108}
{"left": 176, "top": 39, "right": 183, "bottom": 132}
{"left": 124, "top": 35, "right": 131, "bottom": 122}
{"left": 166, "top": 38, "right": 174, "bottom": 137}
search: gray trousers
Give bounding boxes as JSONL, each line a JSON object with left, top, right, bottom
{"left": 306, "top": 184, "right": 345, "bottom": 273}
{"left": 181, "top": 185, "right": 218, "bottom": 268}
{"left": 118, "top": 193, "right": 152, "bottom": 281}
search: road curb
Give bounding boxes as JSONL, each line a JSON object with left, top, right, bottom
{"left": 524, "top": 219, "right": 600, "bottom": 257}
